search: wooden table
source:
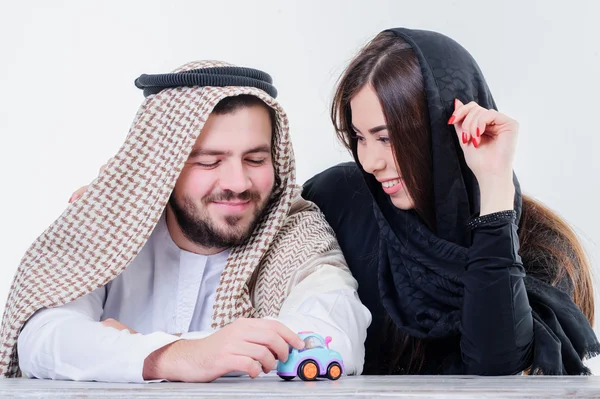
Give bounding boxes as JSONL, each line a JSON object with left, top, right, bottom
{"left": 1, "top": 375, "right": 599, "bottom": 398}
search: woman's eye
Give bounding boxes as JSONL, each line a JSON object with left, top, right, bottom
{"left": 378, "top": 136, "right": 390, "bottom": 144}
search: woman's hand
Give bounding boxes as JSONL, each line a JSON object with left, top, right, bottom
{"left": 449, "top": 99, "right": 518, "bottom": 215}
{"left": 68, "top": 163, "right": 107, "bottom": 203}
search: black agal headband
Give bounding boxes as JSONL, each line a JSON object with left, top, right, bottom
{"left": 135, "top": 66, "right": 277, "bottom": 98}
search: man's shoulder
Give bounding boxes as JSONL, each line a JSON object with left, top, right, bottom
{"left": 283, "top": 194, "right": 331, "bottom": 232}
{"left": 265, "top": 193, "right": 338, "bottom": 255}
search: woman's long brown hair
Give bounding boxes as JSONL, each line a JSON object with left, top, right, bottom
{"left": 332, "top": 31, "right": 594, "bottom": 373}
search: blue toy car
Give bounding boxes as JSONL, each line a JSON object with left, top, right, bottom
{"left": 277, "top": 332, "right": 344, "bottom": 381}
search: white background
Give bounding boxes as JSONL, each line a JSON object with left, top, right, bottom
{"left": 1, "top": 0, "right": 599, "bottom": 372}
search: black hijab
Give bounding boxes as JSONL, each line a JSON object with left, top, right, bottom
{"left": 353, "top": 27, "right": 599, "bottom": 375}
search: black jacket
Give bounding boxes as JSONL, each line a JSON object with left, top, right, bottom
{"left": 303, "top": 162, "right": 532, "bottom": 375}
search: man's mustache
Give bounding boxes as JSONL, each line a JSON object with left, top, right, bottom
{"left": 203, "top": 190, "right": 261, "bottom": 204}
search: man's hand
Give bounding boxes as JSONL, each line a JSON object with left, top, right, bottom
{"left": 101, "top": 318, "right": 138, "bottom": 334}
{"left": 143, "top": 318, "right": 305, "bottom": 382}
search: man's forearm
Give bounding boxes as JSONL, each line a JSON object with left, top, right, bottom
{"left": 143, "top": 340, "right": 184, "bottom": 380}
{"left": 18, "top": 308, "right": 180, "bottom": 382}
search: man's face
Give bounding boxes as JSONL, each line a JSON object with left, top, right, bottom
{"left": 169, "top": 104, "right": 276, "bottom": 249}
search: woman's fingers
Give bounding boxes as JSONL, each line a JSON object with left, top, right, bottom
{"left": 68, "top": 186, "right": 89, "bottom": 203}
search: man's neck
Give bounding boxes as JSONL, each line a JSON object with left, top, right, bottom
{"left": 165, "top": 205, "right": 228, "bottom": 256}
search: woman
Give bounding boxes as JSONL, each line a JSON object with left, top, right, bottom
{"left": 69, "top": 28, "right": 598, "bottom": 375}
{"left": 303, "top": 28, "right": 598, "bottom": 375}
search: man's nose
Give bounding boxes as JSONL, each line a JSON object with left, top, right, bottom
{"left": 219, "top": 162, "right": 252, "bottom": 193}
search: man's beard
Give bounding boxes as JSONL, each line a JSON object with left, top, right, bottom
{"left": 168, "top": 189, "right": 271, "bottom": 249}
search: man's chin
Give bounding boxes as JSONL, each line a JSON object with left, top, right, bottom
{"left": 212, "top": 227, "right": 254, "bottom": 246}
{"left": 209, "top": 200, "right": 267, "bottom": 242}
{"left": 214, "top": 216, "right": 255, "bottom": 236}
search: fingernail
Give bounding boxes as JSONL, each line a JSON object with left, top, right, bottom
{"left": 462, "top": 132, "right": 467, "bottom": 144}
{"left": 448, "top": 115, "right": 456, "bottom": 125}
{"left": 476, "top": 127, "right": 480, "bottom": 137}
{"left": 68, "top": 196, "right": 74, "bottom": 203}
{"left": 473, "top": 138, "right": 479, "bottom": 148}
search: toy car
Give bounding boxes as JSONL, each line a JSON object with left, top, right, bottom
{"left": 277, "top": 331, "right": 344, "bottom": 381}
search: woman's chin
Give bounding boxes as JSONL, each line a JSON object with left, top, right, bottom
{"left": 390, "top": 195, "right": 415, "bottom": 210}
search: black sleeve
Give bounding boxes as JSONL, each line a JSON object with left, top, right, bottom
{"left": 460, "top": 216, "right": 534, "bottom": 375}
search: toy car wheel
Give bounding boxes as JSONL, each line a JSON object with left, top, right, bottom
{"left": 279, "top": 375, "right": 295, "bottom": 381}
{"left": 298, "top": 359, "right": 319, "bottom": 381}
{"left": 326, "top": 362, "right": 342, "bottom": 380}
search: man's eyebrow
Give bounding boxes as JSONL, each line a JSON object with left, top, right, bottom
{"left": 188, "top": 149, "right": 230, "bottom": 158}
{"left": 244, "top": 145, "right": 271, "bottom": 155}
{"left": 188, "top": 145, "right": 271, "bottom": 158}
{"left": 351, "top": 124, "right": 389, "bottom": 134}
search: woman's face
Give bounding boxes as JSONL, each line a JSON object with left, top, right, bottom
{"left": 350, "top": 84, "right": 415, "bottom": 210}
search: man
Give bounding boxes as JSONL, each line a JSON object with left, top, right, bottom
{"left": 1, "top": 61, "right": 370, "bottom": 382}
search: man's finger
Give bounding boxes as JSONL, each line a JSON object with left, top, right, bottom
{"left": 242, "top": 329, "right": 289, "bottom": 362}
{"left": 233, "top": 342, "right": 277, "bottom": 374}
{"left": 253, "top": 319, "right": 305, "bottom": 350}
{"left": 228, "top": 355, "right": 262, "bottom": 379}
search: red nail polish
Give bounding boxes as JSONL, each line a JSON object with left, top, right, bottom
{"left": 473, "top": 138, "right": 479, "bottom": 148}
{"left": 462, "top": 132, "right": 467, "bottom": 144}
{"left": 476, "top": 127, "right": 480, "bottom": 137}
{"left": 448, "top": 115, "right": 456, "bottom": 125}
{"left": 68, "top": 196, "right": 73, "bottom": 203}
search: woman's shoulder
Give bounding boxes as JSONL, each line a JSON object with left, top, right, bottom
{"left": 302, "top": 162, "right": 370, "bottom": 210}
{"left": 301, "top": 162, "right": 379, "bottom": 257}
